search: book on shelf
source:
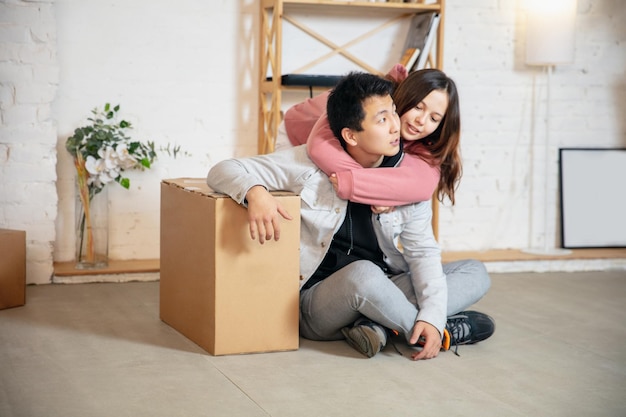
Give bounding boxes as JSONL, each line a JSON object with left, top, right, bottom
{"left": 400, "top": 12, "right": 440, "bottom": 72}
{"left": 399, "top": 47, "right": 421, "bottom": 70}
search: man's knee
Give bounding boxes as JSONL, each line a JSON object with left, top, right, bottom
{"left": 338, "top": 260, "right": 388, "bottom": 293}
{"left": 467, "top": 259, "right": 491, "bottom": 293}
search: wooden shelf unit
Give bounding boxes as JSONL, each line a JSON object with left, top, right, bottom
{"left": 259, "top": 0, "right": 445, "bottom": 154}
{"left": 259, "top": 0, "right": 445, "bottom": 236}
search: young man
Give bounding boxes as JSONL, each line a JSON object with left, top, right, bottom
{"left": 207, "top": 72, "right": 494, "bottom": 360}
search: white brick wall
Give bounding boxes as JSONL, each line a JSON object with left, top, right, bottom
{"left": 440, "top": 0, "right": 626, "bottom": 251}
{"left": 51, "top": 0, "right": 259, "bottom": 268}
{"left": 1, "top": 0, "right": 58, "bottom": 284}
{"left": 0, "top": 0, "right": 624, "bottom": 284}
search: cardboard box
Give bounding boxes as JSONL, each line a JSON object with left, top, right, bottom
{"left": 160, "top": 178, "right": 300, "bottom": 355}
{"left": 0, "top": 229, "right": 26, "bottom": 310}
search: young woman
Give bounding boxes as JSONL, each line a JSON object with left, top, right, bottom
{"left": 281, "top": 65, "right": 462, "bottom": 207}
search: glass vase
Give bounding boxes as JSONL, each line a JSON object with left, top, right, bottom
{"left": 75, "top": 185, "right": 109, "bottom": 269}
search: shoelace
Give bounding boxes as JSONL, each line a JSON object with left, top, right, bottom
{"left": 388, "top": 329, "right": 404, "bottom": 356}
{"left": 445, "top": 314, "right": 471, "bottom": 356}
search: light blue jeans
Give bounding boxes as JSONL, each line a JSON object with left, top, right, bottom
{"left": 299, "top": 259, "right": 491, "bottom": 341}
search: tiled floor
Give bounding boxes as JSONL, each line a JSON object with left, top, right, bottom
{"left": 1, "top": 270, "right": 625, "bottom": 417}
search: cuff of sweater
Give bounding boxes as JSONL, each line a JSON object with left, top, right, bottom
{"left": 416, "top": 310, "right": 445, "bottom": 338}
{"left": 334, "top": 171, "right": 354, "bottom": 201}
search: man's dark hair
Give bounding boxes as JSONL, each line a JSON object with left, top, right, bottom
{"left": 327, "top": 72, "right": 394, "bottom": 148}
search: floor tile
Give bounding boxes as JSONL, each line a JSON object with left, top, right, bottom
{"left": 0, "top": 272, "right": 625, "bottom": 417}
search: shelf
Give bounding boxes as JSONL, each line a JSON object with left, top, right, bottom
{"left": 441, "top": 248, "right": 626, "bottom": 264}
{"left": 277, "top": 0, "right": 440, "bottom": 13}
{"left": 51, "top": 249, "right": 626, "bottom": 279}
{"left": 54, "top": 259, "right": 159, "bottom": 277}
{"left": 259, "top": 0, "right": 445, "bottom": 154}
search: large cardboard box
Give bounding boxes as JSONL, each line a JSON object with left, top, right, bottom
{"left": 160, "top": 178, "right": 300, "bottom": 355}
{"left": 0, "top": 229, "right": 26, "bottom": 310}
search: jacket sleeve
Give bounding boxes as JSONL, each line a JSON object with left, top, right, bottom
{"left": 398, "top": 202, "right": 447, "bottom": 335}
{"left": 306, "top": 114, "right": 440, "bottom": 206}
{"left": 206, "top": 147, "right": 311, "bottom": 203}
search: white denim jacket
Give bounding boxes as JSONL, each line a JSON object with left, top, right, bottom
{"left": 206, "top": 145, "right": 447, "bottom": 334}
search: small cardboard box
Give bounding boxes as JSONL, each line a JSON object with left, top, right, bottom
{"left": 0, "top": 229, "right": 26, "bottom": 310}
{"left": 160, "top": 178, "right": 301, "bottom": 355}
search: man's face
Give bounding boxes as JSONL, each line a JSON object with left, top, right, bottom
{"left": 346, "top": 94, "right": 401, "bottom": 168}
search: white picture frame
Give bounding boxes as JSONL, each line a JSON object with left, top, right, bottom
{"left": 559, "top": 148, "right": 626, "bottom": 248}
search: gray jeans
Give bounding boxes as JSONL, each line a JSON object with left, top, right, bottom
{"left": 299, "top": 259, "right": 491, "bottom": 341}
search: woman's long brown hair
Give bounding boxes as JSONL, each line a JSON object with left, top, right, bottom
{"left": 390, "top": 69, "right": 462, "bottom": 205}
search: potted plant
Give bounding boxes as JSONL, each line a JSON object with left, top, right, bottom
{"left": 65, "top": 103, "right": 156, "bottom": 269}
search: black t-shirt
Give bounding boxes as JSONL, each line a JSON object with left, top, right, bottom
{"left": 302, "top": 148, "right": 403, "bottom": 290}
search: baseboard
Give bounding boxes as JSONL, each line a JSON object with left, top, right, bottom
{"left": 52, "top": 249, "right": 626, "bottom": 283}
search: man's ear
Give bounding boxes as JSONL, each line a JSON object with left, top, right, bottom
{"left": 341, "top": 128, "right": 358, "bottom": 147}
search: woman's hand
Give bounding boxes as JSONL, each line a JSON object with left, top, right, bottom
{"left": 329, "top": 173, "right": 339, "bottom": 193}
{"left": 409, "top": 321, "right": 442, "bottom": 361}
{"left": 386, "top": 63, "right": 409, "bottom": 83}
{"left": 371, "top": 206, "right": 395, "bottom": 214}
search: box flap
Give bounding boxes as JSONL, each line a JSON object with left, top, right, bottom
{"left": 162, "top": 178, "right": 298, "bottom": 198}
{"left": 162, "top": 178, "right": 220, "bottom": 197}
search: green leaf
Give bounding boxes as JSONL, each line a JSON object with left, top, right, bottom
{"left": 120, "top": 120, "right": 129, "bottom": 128}
{"left": 104, "top": 103, "right": 110, "bottom": 112}
{"left": 140, "top": 158, "right": 151, "bottom": 169}
{"left": 114, "top": 104, "right": 120, "bottom": 112}
{"left": 73, "top": 129, "right": 84, "bottom": 141}
{"left": 119, "top": 177, "right": 130, "bottom": 189}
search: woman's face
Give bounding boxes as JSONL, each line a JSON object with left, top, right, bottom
{"left": 399, "top": 89, "right": 449, "bottom": 141}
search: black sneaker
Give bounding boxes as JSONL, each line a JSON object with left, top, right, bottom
{"left": 443, "top": 311, "right": 495, "bottom": 355}
{"left": 341, "top": 318, "right": 387, "bottom": 358}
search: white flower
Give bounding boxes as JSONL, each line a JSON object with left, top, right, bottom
{"left": 85, "top": 155, "right": 105, "bottom": 176}
{"left": 99, "top": 146, "right": 119, "bottom": 170}
{"left": 85, "top": 153, "right": 119, "bottom": 189}
{"left": 115, "top": 144, "right": 138, "bottom": 170}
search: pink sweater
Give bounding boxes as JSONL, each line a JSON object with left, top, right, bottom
{"left": 283, "top": 91, "right": 440, "bottom": 206}
{"left": 284, "top": 91, "right": 330, "bottom": 146}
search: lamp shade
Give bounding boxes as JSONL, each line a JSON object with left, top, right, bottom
{"left": 525, "top": 0, "right": 577, "bottom": 66}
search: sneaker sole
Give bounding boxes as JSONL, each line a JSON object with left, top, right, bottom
{"left": 341, "top": 326, "right": 381, "bottom": 358}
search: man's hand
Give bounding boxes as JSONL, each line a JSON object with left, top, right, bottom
{"left": 245, "top": 186, "right": 293, "bottom": 244}
{"left": 409, "top": 320, "right": 442, "bottom": 361}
